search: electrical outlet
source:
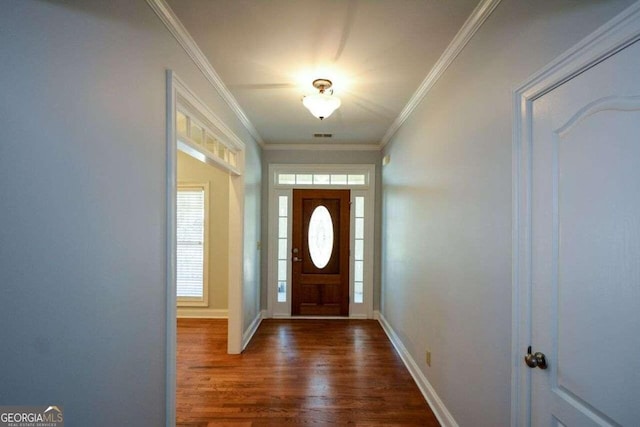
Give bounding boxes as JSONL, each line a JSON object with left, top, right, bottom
{"left": 426, "top": 350, "right": 431, "bottom": 367}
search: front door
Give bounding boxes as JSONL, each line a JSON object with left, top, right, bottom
{"left": 529, "top": 39, "right": 640, "bottom": 425}
{"left": 291, "top": 189, "right": 350, "bottom": 316}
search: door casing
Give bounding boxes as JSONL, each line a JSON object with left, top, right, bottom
{"left": 267, "top": 164, "right": 376, "bottom": 319}
{"left": 166, "top": 71, "right": 248, "bottom": 426}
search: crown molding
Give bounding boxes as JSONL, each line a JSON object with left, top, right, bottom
{"left": 380, "top": 0, "right": 502, "bottom": 148}
{"left": 146, "top": 0, "right": 265, "bottom": 147}
{"left": 262, "top": 143, "right": 381, "bottom": 152}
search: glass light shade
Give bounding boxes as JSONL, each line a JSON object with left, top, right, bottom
{"left": 302, "top": 93, "right": 341, "bottom": 120}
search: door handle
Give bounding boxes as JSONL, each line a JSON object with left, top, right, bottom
{"left": 293, "top": 256, "right": 302, "bottom": 262}
{"left": 524, "top": 346, "right": 548, "bottom": 369}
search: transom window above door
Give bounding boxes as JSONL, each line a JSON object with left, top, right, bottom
{"left": 274, "top": 169, "right": 370, "bottom": 188}
{"left": 176, "top": 109, "right": 240, "bottom": 174}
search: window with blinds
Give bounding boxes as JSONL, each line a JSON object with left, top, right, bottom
{"left": 177, "top": 185, "right": 208, "bottom": 304}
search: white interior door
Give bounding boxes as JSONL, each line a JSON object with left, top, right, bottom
{"left": 529, "top": 39, "right": 640, "bottom": 426}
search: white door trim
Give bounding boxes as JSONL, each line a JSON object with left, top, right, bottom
{"left": 166, "top": 71, "right": 247, "bottom": 426}
{"left": 266, "top": 164, "right": 376, "bottom": 319}
{"left": 511, "top": 4, "right": 640, "bottom": 426}
{"left": 165, "top": 70, "right": 178, "bottom": 427}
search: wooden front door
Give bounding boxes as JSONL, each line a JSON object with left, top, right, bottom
{"left": 292, "top": 189, "right": 350, "bottom": 316}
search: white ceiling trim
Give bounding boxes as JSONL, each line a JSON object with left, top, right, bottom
{"left": 262, "top": 143, "right": 381, "bottom": 152}
{"left": 380, "top": 0, "right": 502, "bottom": 148}
{"left": 146, "top": 0, "right": 265, "bottom": 147}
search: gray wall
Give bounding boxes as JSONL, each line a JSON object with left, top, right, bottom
{"left": 0, "top": 1, "right": 261, "bottom": 425}
{"left": 380, "top": 0, "right": 635, "bottom": 425}
{"left": 243, "top": 138, "right": 263, "bottom": 329}
{"left": 261, "top": 149, "right": 382, "bottom": 312}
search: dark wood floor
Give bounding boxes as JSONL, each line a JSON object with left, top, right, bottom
{"left": 177, "top": 319, "right": 440, "bottom": 426}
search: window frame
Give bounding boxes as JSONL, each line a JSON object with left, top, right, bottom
{"left": 176, "top": 182, "right": 210, "bottom": 307}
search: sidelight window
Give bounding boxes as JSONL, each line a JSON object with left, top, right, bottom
{"left": 353, "top": 196, "right": 365, "bottom": 303}
{"left": 277, "top": 196, "right": 289, "bottom": 302}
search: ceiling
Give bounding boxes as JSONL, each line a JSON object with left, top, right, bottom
{"left": 165, "top": 0, "right": 481, "bottom": 147}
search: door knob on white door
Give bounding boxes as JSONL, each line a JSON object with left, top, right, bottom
{"left": 524, "top": 346, "right": 548, "bottom": 369}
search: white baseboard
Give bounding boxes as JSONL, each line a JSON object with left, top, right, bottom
{"left": 242, "top": 310, "right": 264, "bottom": 350}
{"left": 177, "top": 308, "right": 228, "bottom": 319}
{"left": 377, "top": 313, "right": 458, "bottom": 427}
{"left": 349, "top": 313, "right": 368, "bottom": 319}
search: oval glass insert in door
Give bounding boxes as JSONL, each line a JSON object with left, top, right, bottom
{"left": 308, "top": 205, "right": 334, "bottom": 269}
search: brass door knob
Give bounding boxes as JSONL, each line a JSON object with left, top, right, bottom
{"left": 524, "top": 346, "right": 548, "bottom": 369}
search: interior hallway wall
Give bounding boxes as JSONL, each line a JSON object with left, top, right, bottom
{"left": 243, "top": 136, "right": 263, "bottom": 330}
{"left": 260, "top": 148, "right": 382, "bottom": 314}
{"left": 380, "top": 0, "right": 635, "bottom": 425}
{"left": 0, "top": 0, "right": 262, "bottom": 425}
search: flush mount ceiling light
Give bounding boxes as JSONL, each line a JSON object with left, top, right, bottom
{"left": 302, "top": 79, "right": 341, "bottom": 120}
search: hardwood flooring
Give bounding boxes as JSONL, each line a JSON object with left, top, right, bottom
{"left": 177, "top": 319, "right": 440, "bottom": 426}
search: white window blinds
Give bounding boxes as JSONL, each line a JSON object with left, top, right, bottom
{"left": 177, "top": 187, "right": 205, "bottom": 299}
